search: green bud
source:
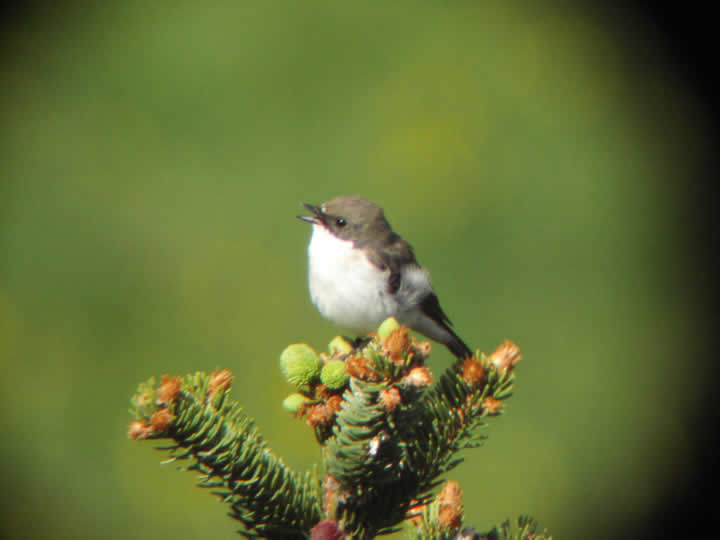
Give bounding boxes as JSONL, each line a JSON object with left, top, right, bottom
{"left": 377, "top": 317, "right": 400, "bottom": 339}
{"left": 328, "top": 336, "right": 353, "bottom": 355}
{"left": 280, "top": 343, "right": 321, "bottom": 387}
{"left": 320, "top": 360, "right": 348, "bottom": 390}
{"left": 282, "top": 393, "right": 311, "bottom": 413}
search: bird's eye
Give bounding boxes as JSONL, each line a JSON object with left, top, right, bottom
{"left": 335, "top": 217, "right": 347, "bottom": 227}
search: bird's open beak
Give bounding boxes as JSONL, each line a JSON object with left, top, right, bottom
{"left": 297, "top": 203, "right": 325, "bottom": 225}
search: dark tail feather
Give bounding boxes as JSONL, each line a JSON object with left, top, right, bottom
{"left": 417, "top": 293, "right": 473, "bottom": 359}
{"left": 445, "top": 329, "right": 473, "bottom": 359}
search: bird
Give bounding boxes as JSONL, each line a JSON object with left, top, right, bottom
{"left": 298, "top": 195, "right": 472, "bottom": 359}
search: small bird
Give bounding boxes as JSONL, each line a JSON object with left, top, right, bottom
{"left": 298, "top": 195, "right": 472, "bottom": 359}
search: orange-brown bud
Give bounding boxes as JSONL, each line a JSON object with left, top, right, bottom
{"left": 208, "top": 368, "right": 233, "bottom": 396}
{"left": 489, "top": 340, "right": 521, "bottom": 372}
{"left": 345, "top": 355, "right": 377, "bottom": 381}
{"left": 383, "top": 326, "right": 411, "bottom": 363}
{"left": 156, "top": 375, "right": 181, "bottom": 406}
{"left": 436, "top": 481, "right": 464, "bottom": 530}
{"left": 438, "top": 505, "right": 463, "bottom": 530}
{"left": 305, "top": 403, "right": 334, "bottom": 427}
{"left": 315, "top": 384, "right": 331, "bottom": 400}
{"left": 326, "top": 394, "right": 343, "bottom": 413}
{"left": 461, "top": 357, "right": 485, "bottom": 387}
{"left": 128, "top": 421, "right": 152, "bottom": 440}
{"left": 379, "top": 386, "right": 402, "bottom": 411}
{"left": 150, "top": 409, "right": 175, "bottom": 433}
{"left": 402, "top": 366, "right": 434, "bottom": 387}
{"left": 481, "top": 397, "right": 502, "bottom": 414}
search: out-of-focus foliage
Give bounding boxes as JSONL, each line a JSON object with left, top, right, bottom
{"left": 0, "top": 2, "right": 707, "bottom": 539}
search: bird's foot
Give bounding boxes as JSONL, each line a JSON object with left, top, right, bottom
{"left": 349, "top": 336, "right": 372, "bottom": 350}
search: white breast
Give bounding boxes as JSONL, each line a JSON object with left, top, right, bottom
{"left": 307, "top": 225, "right": 398, "bottom": 334}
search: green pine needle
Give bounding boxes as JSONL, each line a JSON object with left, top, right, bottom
{"left": 129, "top": 372, "right": 321, "bottom": 538}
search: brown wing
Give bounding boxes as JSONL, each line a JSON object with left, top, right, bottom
{"left": 367, "top": 233, "right": 472, "bottom": 359}
{"left": 364, "top": 233, "right": 417, "bottom": 295}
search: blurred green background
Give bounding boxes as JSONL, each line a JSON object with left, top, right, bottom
{"left": 1, "top": 2, "right": 710, "bottom": 538}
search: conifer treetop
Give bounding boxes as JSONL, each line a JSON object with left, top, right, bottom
{"left": 128, "top": 319, "right": 550, "bottom": 539}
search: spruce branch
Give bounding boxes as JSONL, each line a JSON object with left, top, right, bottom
{"left": 405, "top": 481, "right": 464, "bottom": 540}
{"left": 128, "top": 370, "right": 322, "bottom": 539}
{"left": 127, "top": 318, "right": 550, "bottom": 539}
{"left": 404, "top": 343, "right": 519, "bottom": 488}
{"left": 282, "top": 322, "right": 522, "bottom": 538}
{"left": 405, "top": 485, "right": 553, "bottom": 540}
